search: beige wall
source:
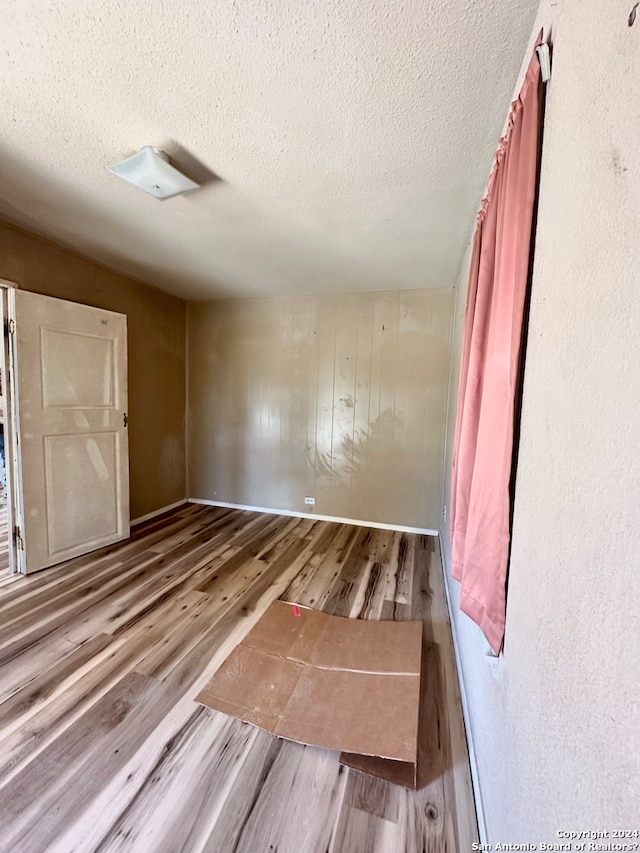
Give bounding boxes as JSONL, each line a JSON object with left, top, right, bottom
{"left": 0, "top": 221, "right": 186, "bottom": 520}
{"left": 442, "top": 0, "right": 640, "bottom": 840}
{"left": 188, "top": 289, "right": 453, "bottom": 529}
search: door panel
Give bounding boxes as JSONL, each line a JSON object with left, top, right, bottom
{"left": 13, "top": 290, "right": 129, "bottom": 573}
{"left": 41, "top": 329, "right": 115, "bottom": 407}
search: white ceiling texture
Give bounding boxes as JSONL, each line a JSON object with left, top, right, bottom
{"left": 0, "top": 0, "right": 539, "bottom": 300}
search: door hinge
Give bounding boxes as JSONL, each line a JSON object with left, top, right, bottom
{"left": 123, "top": 412, "right": 128, "bottom": 428}
{"left": 8, "top": 319, "right": 15, "bottom": 335}
{"left": 14, "top": 526, "right": 24, "bottom": 551}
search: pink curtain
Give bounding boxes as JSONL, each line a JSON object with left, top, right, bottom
{"left": 450, "top": 43, "right": 542, "bottom": 654}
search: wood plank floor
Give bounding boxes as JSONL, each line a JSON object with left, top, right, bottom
{"left": 0, "top": 504, "right": 478, "bottom": 852}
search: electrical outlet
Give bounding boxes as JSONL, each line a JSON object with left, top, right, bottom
{"left": 304, "top": 496, "right": 315, "bottom": 506}
{"left": 442, "top": 505, "right": 448, "bottom": 524}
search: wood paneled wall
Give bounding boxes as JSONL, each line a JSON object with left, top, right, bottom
{"left": 187, "top": 289, "right": 453, "bottom": 529}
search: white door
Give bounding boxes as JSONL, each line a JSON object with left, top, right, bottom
{"left": 11, "top": 290, "right": 129, "bottom": 573}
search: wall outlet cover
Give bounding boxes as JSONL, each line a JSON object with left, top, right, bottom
{"left": 304, "top": 496, "right": 315, "bottom": 505}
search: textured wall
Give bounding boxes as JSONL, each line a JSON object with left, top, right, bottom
{"left": 188, "top": 290, "right": 453, "bottom": 529}
{"left": 442, "top": 0, "right": 640, "bottom": 840}
{"left": 0, "top": 221, "right": 186, "bottom": 520}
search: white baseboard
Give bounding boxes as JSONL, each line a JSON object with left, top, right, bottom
{"left": 438, "top": 532, "right": 488, "bottom": 844}
{"left": 187, "top": 498, "right": 439, "bottom": 536}
{"left": 131, "top": 499, "right": 188, "bottom": 526}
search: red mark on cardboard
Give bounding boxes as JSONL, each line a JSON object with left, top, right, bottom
{"left": 292, "top": 605, "right": 301, "bottom": 617}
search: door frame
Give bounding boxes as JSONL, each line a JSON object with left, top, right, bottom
{"left": 0, "top": 278, "right": 21, "bottom": 574}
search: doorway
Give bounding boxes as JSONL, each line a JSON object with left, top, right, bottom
{"left": 0, "top": 283, "right": 130, "bottom": 576}
{"left": 0, "top": 279, "right": 17, "bottom": 577}
{"left": 0, "top": 363, "right": 8, "bottom": 575}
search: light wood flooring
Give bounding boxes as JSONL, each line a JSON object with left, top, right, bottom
{"left": 0, "top": 504, "right": 478, "bottom": 852}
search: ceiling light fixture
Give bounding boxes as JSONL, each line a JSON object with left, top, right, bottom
{"left": 106, "top": 146, "right": 200, "bottom": 200}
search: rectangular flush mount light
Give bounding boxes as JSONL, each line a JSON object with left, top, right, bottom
{"left": 106, "top": 146, "right": 200, "bottom": 199}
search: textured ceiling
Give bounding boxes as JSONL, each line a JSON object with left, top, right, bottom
{"left": 0, "top": 0, "right": 539, "bottom": 300}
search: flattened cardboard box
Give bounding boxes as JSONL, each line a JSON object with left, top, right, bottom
{"left": 196, "top": 601, "right": 423, "bottom": 787}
